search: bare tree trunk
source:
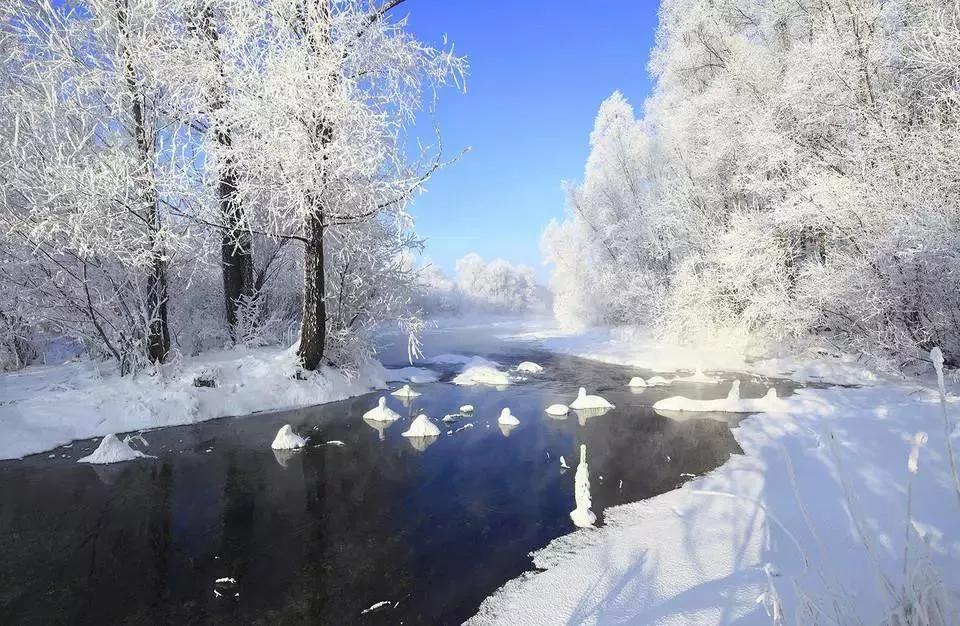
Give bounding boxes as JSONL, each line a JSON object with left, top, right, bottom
{"left": 201, "top": 7, "right": 256, "bottom": 338}
{"left": 116, "top": 0, "right": 169, "bottom": 364}
{"left": 217, "top": 129, "right": 255, "bottom": 336}
{"left": 298, "top": 209, "right": 326, "bottom": 370}
{"left": 296, "top": 0, "right": 333, "bottom": 371}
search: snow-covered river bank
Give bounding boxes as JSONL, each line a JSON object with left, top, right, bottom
{"left": 0, "top": 341, "right": 774, "bottom": 624}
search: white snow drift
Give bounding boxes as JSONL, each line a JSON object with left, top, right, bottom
{"left": 653, "top": 380, "right": 787, "bottom": 413}
{"left": 0, "top": 346, "right": 386, "bottom": 460}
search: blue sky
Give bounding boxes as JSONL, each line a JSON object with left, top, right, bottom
{"left": 402, "top": 1, "right": 659, "bottom": 280}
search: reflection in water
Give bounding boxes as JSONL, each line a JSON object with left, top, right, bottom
{"left": 574, "top": 406, "right": 611, "bottom": 426}
{"left": 0, "top": 351, "right": 780, "bottom": 625}
{"left": 405, "top": 435, "right": 439, "bottom": 452}
{"left": 629, "top": 386, "right": 646, "bottom": 395}
{"left": 363, "top": 416, "right": 393, "bottom": 441}
{"left": 498, "top": 423, "right": 517, "bottom": 437}
{"left": 272, "top": 447, "right": 301, "bottom": 468}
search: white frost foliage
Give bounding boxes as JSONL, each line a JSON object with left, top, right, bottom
{"left": 0, "top": 0, "right": 465, "bottom": 372}
{"left": 756, "top": 563, "right": 784, "bottom": 626}
{"left": 542, "top": 1, "right": 960, "bottom": 364}
{"left": 454, "top": 253, "right": 541, "bottom": 313}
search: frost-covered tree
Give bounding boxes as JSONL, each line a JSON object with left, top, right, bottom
{"left": 546, "top": 0, "right": 960, "bottom": 366}
{"left": 543, "top": 92, "right": 669, "bottom": 328}
{"left": 0, "top": 0, "right": 203, "bottom": 372}
{"left": 0, "top": 0, "right": 464, "bottom": 374}
{"left": 455, "top": 253, "right": 540, "bottom": 313}
{"left": 212, "top": 0, "right": 464, "bottom": 370}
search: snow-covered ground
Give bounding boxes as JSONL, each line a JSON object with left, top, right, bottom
{"left": 470, "top": 323, "right": 960, "bottom": 624}
{"left": 0, "top": 345, "right": 386, "bottom": 460}
{"left": 506, "top": 324, "right": 884, "bottom": 386}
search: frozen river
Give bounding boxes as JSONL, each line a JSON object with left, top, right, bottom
{"left": 0, "top": 324, "right": 788, "bottom": 624}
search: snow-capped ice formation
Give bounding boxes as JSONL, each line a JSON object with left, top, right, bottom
{"left": 77, "top": 434, "right": 151, "bottom": 464}
{"left": 363, "top": 397, "right": 401, "bottom": 422}
{"left": 390, "top": 384, "right": 421, "bottom": 398}
{"left": 569, "top": 387, "right": 615, "bottom": 410}
{"left": 401, "top": 414, "right": 441, "bottom": 438}
{"left": 498, "top": 408, "right": 520, "bottom": 426}
{"left": 569, "top": 444, "right": 596, "bottom": 528}
{"left": 271, "top": 424, "right": 307, "bottom": 450}
{"left": 452, "top": 358, "right": 512, "bottom": 386}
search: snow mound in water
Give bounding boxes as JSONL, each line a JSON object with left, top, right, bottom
{"left": 402, "top": 414, "right": 441, "bottom": 438}
{"left": 653, "top": 381, "right": 787, "bottom": 413}
{"left": 460, "top": 404, "right": 474, "bottom": 413}
{"left": 645, "top": 375, "right": 672, "bottom": 386}
{"left": 426, "top": 353, "right": 492, "bottom": 365}
{"left": 77, "top": 434, "right": 151, "bottom": 464}
{"left": 569, "top": 387, "right": 614, "bottom": 410}
{"left": 498, "top": 408, "right": 520, "bottom": 426}
{"left": 545, "top": 403, "right": 569, "bottom": 416}
{"left": 627, "top": 377, "right": 646, "bottom": 387}
{"left": 569, "top": 444, "right": 595, "bottom": 528}
{"left": 452, "top": 358, "right": 511, "bottom": 386}
{"left": 363, "top": 397, "right": 401, "bottom": 422}
{"left": 390, "top": 384, "right": 421, "bottom": 398}
{"left": 271, "top": 424, "right": 307, "bottom": 450}
{"left": 517, "top": 361, "right": 544, "bottom": 373}
{"left": 385, "top": 366, "right": 439, "bottom": 384}
{"left": 673, "top": 367, "right": 721, "bottom": 384}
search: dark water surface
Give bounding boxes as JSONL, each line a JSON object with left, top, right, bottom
{"left": 0, "top": 341, "right": 788, "bottom": 625}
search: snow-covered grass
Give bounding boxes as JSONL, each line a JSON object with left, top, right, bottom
{"left": 0, "top": 345, "right": 386, "bottom": 460}
{"left": 470, "top": 331, "right": 960, "bottom": 624}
